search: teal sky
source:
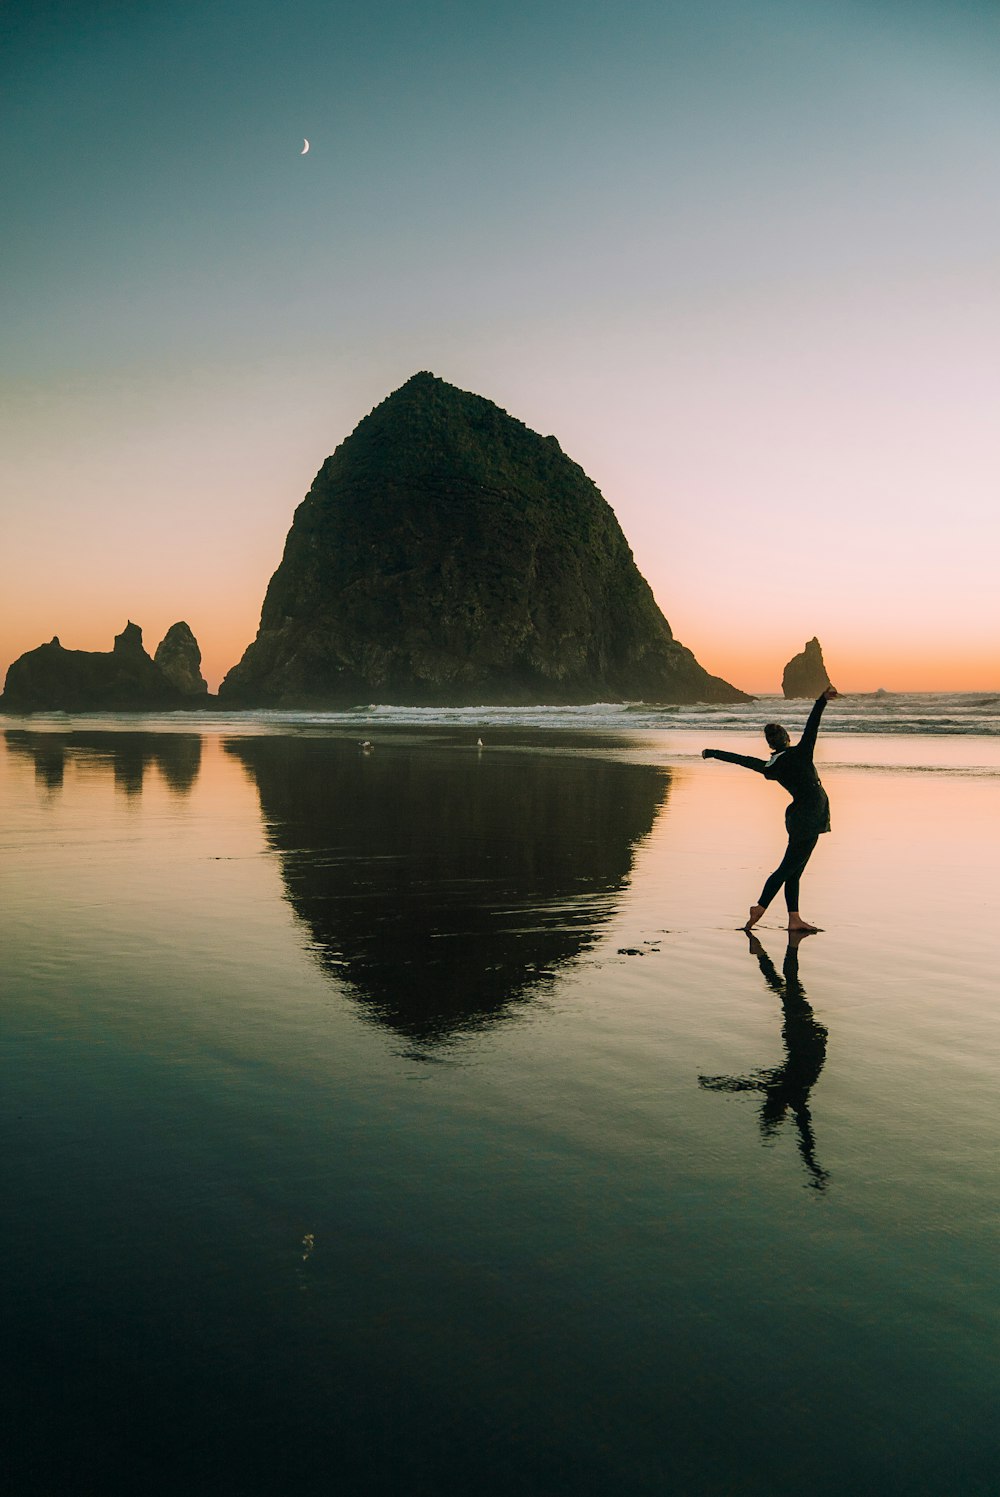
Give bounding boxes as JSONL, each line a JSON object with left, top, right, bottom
{"left": 3, "top": 0, "right": 998, "bottom": 690}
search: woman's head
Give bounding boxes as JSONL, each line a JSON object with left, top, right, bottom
{"left": 764, "top": 722, "right": 790, "bottom": 751}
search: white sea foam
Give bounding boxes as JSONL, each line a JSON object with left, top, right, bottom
{"left": 172, "top": 691, "right": 1000, "bottom": 735}
{"left": 3, "top": 693, "right": 999, "bottom": 760}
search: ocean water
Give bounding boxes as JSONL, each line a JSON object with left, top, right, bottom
{"left": 2, "top": 703, "right": 998, "bottom": 1496}
{"left": 350, "top": 689, "right": 1000, "bottom": 737}
{"left": 8, "top": 688, "right": 1000, "bottom": 737}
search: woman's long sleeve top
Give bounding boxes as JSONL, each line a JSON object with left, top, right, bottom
{"left": 704, "top": 694, "right": 832, "bottom": 838}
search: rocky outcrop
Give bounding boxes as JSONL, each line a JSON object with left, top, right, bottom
{"left": 220, "top": 372, "right": 749, "bottom": 707}
{"left": 1, "top": 622, "right": 208, "bottom": 712}
{"left": 154, "top": 621, "right": 208, "bottom": 696}
{"left": 782, "top": 637, "right": 831, "bottom": 699}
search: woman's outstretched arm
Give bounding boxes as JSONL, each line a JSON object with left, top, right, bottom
{"left": 797, "top": 685, "right": 839, "bottom": 758}
{"left": 702, "top": 749, "right": 769, "bottom": 773}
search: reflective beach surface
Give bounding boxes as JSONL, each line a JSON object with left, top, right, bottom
{"left": 3, "top": 722, "right": 998, "bottom": 1495}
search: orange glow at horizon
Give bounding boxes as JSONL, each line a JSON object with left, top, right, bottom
{"left": 2, "top": 593, "right": 996, "bottom": 699}
{"left": 692, "top": 637, "right": 1000, "bottom": 697}
{"left": 0, "top": 371, "right": 996, "bottom": 700}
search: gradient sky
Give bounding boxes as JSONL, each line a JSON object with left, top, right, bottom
{"left": 2, "top": 0, "right": 998, "bottom": 693}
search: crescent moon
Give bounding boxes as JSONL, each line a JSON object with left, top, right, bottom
{"left": 301, "top": 138, "right": 310, "bottom": 155}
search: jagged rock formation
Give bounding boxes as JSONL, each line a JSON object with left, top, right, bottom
{"left": 782, "top": 637, "right": 832, "bottom": 699}
{"left": 220, "top": 372, "right": 749, "bottom": 707}
{"left": 1, "top": 622, "right": 208, "bottom": 712}
{"left": 154, "top": 621, "right": 208, "bottom": 696}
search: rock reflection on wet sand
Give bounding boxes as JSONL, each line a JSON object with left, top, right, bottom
{"left": 226, "top": 735, "right": 669, "bottom": 1043}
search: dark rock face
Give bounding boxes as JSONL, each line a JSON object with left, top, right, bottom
{"left": 782, "top": 638, "right": 832, "bottom": 699}
{"left": 2, "top": 623, "right": 203, "bottom": 712}
{"left": 220, "top": 372, "right": 748, "bottom": 706}
{"left": 114, "top": 621, "right": 146, "bottom": 658}
{"left": 154, "top": 621, "right": 208, "bottom": 696}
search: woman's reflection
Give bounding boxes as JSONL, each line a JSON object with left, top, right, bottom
{"left": 699, "top": 931, "right": 830, "bottom": 1191}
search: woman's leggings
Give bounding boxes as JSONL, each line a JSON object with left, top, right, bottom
{"left": 758, "top": 833, "right": 819, "bottom": 912}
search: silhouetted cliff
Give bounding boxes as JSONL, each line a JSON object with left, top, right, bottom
{"left": 220, "top": 373, "right": 748, "bottom": 707}
{"left": 2, "top": 622, "right": 209, "bottom": 712}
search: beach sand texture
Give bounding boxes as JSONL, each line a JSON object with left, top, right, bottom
{"left": 2, "top": 721, "right": 997, "bottom": 1496}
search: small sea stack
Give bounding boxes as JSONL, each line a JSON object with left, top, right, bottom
{"left": 782, "top": 637, "right": 832, "bottom": 699}
{"left": 153, "top": 621, "right": 208, "bottom": 697}
{"left": 219, "top": 372, "right": 750, "bottom": 708}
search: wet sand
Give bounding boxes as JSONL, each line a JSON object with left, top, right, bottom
{"left": 2, "top": 722, "right": 998, "bottom": 1495}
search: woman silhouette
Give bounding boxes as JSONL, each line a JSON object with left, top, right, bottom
{"left": 703, "top": 686, "right": 838, "bottom": 932}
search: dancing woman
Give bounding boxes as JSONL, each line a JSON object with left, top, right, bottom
{"left": 702, "top": 686, "right": 838, "bottom": 932}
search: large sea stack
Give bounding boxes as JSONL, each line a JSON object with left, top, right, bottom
{"left": 220, "top": 373, "right": 748, "bottom": 706}
{"left": 782, "top": 637, "right": 832, "bottom": 698}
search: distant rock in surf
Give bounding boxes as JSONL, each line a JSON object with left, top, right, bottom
{"left": 219, "top": 371, "right": 750, "bottom": 708}
{"left": 781, "top": 637, "right": 832, "bottom": 699}
{"left": 1, "top": 621, "right": 210, "bottom": 712}
{"left": 154, "top": 621, "right": 208, "bottom": 696}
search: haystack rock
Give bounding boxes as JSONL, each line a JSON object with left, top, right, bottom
{"left": 2, "top": 622, "right": 205, "bottom": 711}
{"left": 220, "top": 372, "right": 749, "bottom": 707}
{"left": 782, "top": 637, "right": 832, "bottom": 699}
{"left": 154, "top": 621, "right": 208, "bottom": 696}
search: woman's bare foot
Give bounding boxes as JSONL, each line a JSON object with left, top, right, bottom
{"left": 745, "top": 904, "right": 765, "bottom": 930}
{"left": 787, "top": 914, "right": 819, "bottom": 933}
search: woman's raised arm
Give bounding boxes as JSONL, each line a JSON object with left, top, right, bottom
{"left": 797, "top": 685, "right": 838, "bottom": 758}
